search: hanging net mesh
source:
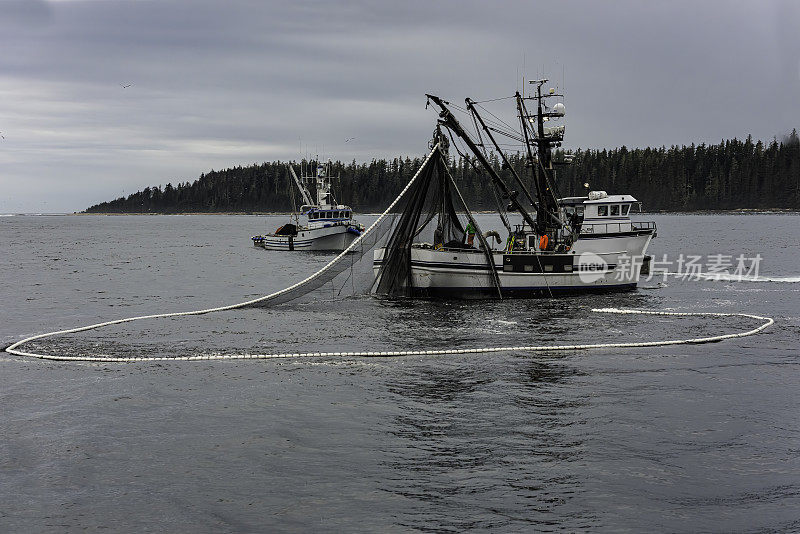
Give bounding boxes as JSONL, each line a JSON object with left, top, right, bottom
{"left": 244, "top": 135, "right": 498, "bottom": 306}
{"left": 372, "top": 147, "right": 470, "bottom": 297}
{"left": 242, "top": 143, "right": 450, "bottom": 307}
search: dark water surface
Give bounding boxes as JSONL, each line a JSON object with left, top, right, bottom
{"left": 2, "top": 213, "right": 799, "bottom": 532}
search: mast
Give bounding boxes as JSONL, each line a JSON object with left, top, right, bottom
{"left": 425, "top": 93, "right": 538, "bottom": 232}
{"left": 315, "top": 161, "right": 330, "bottom": 207}
{"left": 516, "top": 80, "right": 565, "bottom": 234}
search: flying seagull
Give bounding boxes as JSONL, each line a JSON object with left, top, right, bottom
{"left": 121, "top": 83, "right": 133, "bottom": 89}
{"left": 345, "top": 137, "right": 356, "bottom": 143}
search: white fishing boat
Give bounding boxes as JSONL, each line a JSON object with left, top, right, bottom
{"left": 373, "top": 80, "right": 656, "bottom": 298}
{"left": 253, "top": 161, "right": 364, "bottom": 251}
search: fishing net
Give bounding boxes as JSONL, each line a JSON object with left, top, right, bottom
{"left": 246, "top": 136, "right": 497, "bottom": 305}
{"left": 372, "top": 131, "right": 503, "bottom": 298}
{"left": 372, "top": 148, "right": 467, "bottom": 297}
{"left": 242, "top": 143, "right": 446, "bottom": 307}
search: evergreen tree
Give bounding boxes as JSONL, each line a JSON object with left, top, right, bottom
{"left": 85, "top": 131, "right": 800, "bottom": 213}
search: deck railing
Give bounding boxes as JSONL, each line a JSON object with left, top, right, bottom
{"left": 631, "top": 221, "right": 657, "bottom": 231}
{"left": 580, "top": 220, "right": 656, "bottom": 234}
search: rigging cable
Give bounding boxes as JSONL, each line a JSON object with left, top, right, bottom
{"left": 471, "top": 95, "right": 517, "bottom": 104}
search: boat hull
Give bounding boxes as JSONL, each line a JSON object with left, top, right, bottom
{"left": 373, "top": 231, "right": 654, "bottom": 298}
{"left": 262, "top": 224, "right": 360, "bottom": 251}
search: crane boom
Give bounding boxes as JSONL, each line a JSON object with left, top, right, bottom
{"left": 288, "top": 165, "right": 314, "bottom": 207}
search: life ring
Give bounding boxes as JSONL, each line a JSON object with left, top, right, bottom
{"left": 539, "top": 234, "right": 549, "bottom": 250}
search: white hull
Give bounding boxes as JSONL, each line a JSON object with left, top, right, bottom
{"left": 374, "top": 231, "right": 654, "bottom": 297}
{"left": 262, "top": 224, "right": 360, "bottom": 251}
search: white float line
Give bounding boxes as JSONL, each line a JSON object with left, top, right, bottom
{"left": 3, "top": 308, "right": 773, "bottom": 363}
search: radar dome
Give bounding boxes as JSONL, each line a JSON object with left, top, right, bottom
{"left": 553, "top": 102, "right": 565, "bottom": 116}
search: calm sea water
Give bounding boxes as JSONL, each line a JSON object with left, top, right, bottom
{"left": 2, "top": 213, "right": 799, "bottom": 533}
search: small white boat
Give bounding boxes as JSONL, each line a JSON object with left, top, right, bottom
{"left": 253, "top": 161, "right": 364, "bottom": 251}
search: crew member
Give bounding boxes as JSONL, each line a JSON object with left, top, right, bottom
{"left": 465, "top": 221, "right": 476, "bottom": 247}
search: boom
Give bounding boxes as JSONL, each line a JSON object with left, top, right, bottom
{"left": 425, "top": 93, "right": 538, "bottom": 232}
{"left": 288, "top": 165, "right": 314, "bottom": 207}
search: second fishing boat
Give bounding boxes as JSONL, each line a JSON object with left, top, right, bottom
{"left": 254, "top": 161, "right": 364, "bottom": 251}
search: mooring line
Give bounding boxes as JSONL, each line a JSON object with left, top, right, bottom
{"left": 3, "top": 308, "right": 773, "bottom": 363}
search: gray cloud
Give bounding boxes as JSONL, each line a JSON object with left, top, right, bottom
{"left": 0, "top": 0, "right": 798, "bottom": 212}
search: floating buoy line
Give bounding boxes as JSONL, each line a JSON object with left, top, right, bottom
{"left": 3, "top": 308, "right": 774, "bottom": 363}
{"left": 2, "top": 146, "right": 775, "bottom": 363}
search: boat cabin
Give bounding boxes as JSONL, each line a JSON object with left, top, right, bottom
{"left": 304, "top": 206, "right": 353, "bottom": 225}
{"left": 582, "top": 192, "right": 638, "bottom": 221}
{"left": 562, "top": 191, "right": 652, "bottom": 239}
{"left": 560, "top": 192, "right": 639, "bottom": 223}
{"left": 508, "top": 191, "right": 648, "bottom": 253}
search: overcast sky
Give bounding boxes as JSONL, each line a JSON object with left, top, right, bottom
{"left": 1, "top": 0, "right": 798, "bottom": 213}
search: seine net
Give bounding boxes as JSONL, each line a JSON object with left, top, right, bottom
{"left": 372, "top": 147, "right": 472, "bottom": 297}
{"left": 243, "top": 143, "right": 447, "bottom": 307}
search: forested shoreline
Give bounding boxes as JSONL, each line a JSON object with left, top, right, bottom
{"left": 85, "top": 131, "right": 800, "bottom": 214}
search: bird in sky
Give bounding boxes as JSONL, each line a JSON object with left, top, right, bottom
{"left": 345, "top": 137, "right": 356, "bottom": 143}
{"left": 121, "top": 83, "right": 133, "bottom": 89}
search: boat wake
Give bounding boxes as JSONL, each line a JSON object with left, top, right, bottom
{"left": 668, "top": 272, "right": 800, "bottom": 283}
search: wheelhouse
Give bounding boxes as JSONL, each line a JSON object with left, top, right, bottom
{"left": 305, "top": 208, "right": 353, "bottom": 222}
{"left": 559, "top": 193, "right": 639, "bottom": 223}
{"left": 583, "top": 194, "right": 638, "bottom": 221}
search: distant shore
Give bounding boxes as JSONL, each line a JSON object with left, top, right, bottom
{"left": 73, "top": 208, "right": 800, "bottom": 216}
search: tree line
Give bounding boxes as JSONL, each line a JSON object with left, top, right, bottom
{"left": 85, "top": 130, "right": 800, "bottom": 213}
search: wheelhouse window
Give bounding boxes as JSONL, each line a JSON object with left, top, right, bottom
{"left": 610, "top": 205, "right": 620, "bottom": 216}
{"left": 622, "top": 205, "right": 630, "bottom": 216}
{"left": 598, "top": 205, "right": 608, "bottom": 217}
